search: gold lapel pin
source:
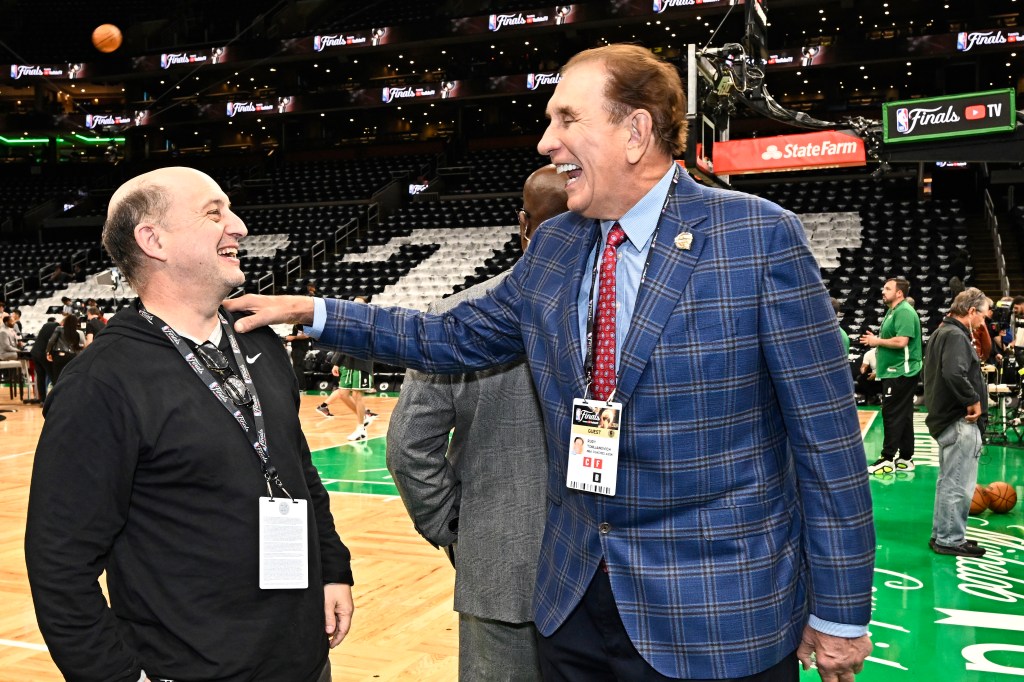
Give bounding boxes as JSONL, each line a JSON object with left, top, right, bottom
{"left": 674, "top": 232, "right": 693, "bottom": 250}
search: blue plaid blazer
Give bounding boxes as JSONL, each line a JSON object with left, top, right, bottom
{"left": 319, "top": 173, "right": 875, "bottom": 678}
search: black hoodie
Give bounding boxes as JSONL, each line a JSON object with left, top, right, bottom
{"left": 26, "top": 303, "right": 352, "bottom": 682}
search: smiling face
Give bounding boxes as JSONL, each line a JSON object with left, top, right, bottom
{"left": 155, "top": 168, "right": 247, "bottom": 297}
{"left": 537, "top": 61, "right": 635, "bottom": 220}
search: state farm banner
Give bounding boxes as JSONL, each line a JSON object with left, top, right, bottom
{"left": 883, "top": 89, "right": 1016, "bottom": 144}
{"left": 711, "top": 130, "right": 866, "bottom": 175}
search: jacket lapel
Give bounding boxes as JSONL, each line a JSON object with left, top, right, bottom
{"left": 615, "top": 174, "right": 709, "bottom": 404}
{"left": 558, "top": 218, "right": 600, "bottom": 398}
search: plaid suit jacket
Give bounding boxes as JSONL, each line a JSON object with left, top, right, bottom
{"left": 319, "top": 173, "right": 875, "bottom": 678}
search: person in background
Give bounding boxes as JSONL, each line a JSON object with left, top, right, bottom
{"left": 10, "top": 309, "right": 23, "bottom": 338}
{"left": 832, "top": 297, "right": 850, "bottom": 356}
{"left": 0, "top": 315, "right": 22, "bottom": 360}
{"left": 26, "top": 167, "right": 352, "bottom": 682}
{"left": 286, "top": 324, "right": 312, "bottom": 390}
{"left": 923, "top": 288, "right": 988, "bottom": 558}
{"left": 30, "top": 316, "right": 59, "bottom": 404}
{"left": 226, "top": 44, "right": 874, "bottom": 682}
{"left": 84, "top": 306, "right": 105, "bottom": 347}
{"left": 861, "top": 276, "right": 922, "bottom": 475}
{"left": 387, "top": 165, "right": 567, "bottom": 681}
{"left": 46, "top": 314, "right": 85, "bottom": 381}
{"left": 315, "top": 297, "right": 377, "bottom": 441}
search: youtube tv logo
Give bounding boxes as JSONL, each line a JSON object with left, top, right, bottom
{"left": 965, "top": 104, "right": 986, "bottom": 120}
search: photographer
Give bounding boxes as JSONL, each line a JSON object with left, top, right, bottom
{"left": 1007, "top": 296, "right": 1024, "bottom": 379}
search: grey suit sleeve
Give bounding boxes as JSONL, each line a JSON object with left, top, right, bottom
{"left": 386, "top": 366, "right": 461, "bottom": 547}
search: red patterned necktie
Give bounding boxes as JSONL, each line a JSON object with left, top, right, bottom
{"left": 593, "top": 223, "right": 626, "bottom": 401}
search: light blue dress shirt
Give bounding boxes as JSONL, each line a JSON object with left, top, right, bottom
{"left": 576, "top": 162, "right": 677, "bottom": 371}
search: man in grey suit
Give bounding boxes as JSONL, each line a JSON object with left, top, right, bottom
{"left": 386, "top": 165, "right": 567, "bottom": 681}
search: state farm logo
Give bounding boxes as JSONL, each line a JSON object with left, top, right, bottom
{"left": 381, "top": 86, "right": 435, "bottom": 103}
{"left": 488, "top": 13, "right": 548, "bottom": 31}
{"left": 526, "top": 72, "right": 561, "bottom": 90}
{"left": 160, "top": 53, "right": 206, "bottom": 69}
{"left": 761, "top": 140, "right": 858, "bottom": 160}
{"left": 957, "top": 31, "right": 1013, "bottom": 52}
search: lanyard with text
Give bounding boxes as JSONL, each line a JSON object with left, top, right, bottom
{"left": 137, "top": 303, "right": 293, "bottom": 501}
{"left": 581, "top": 164, "right": 679, "bottom": 400}
{"left": 571, "top": 165, "right": 680, "bottom": 497}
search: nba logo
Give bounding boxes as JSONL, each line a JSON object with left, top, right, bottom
{"left": 488, "top": 15, "right": 497, "bottom": 31}
{"left": 85, "top": 115, "right": 94, "bottom": 129}
{"left": 957, "top": 32, "right": 968, "bottom": 51}
{"left": 382, "top": 88, "right": 390, "bottom": 103}
{"left": 313, "top": 35, "right": 322, "bottom": 52}
{"left": 160, "top": 54, "right": 170, "bottom": 69}
{"left": 653, "top": 0, "right": 664, "bottom": 12}
{"left": 896, "top": 108, "right": 910, "bottom": 133}
{"left": 9, "top": 65, "right": 17, "bottom": 79}
{"left": 527, "top": 73, "right": 536, "bottom": 90}
{"left": 226, "top": 102, "right": 235, "bottom": 117}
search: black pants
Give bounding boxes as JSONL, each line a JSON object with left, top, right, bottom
{"left": 537, "top": 567, "right": 798, "bottom": 682}
{"left": 880, "top": 374, "right": 918, "bottom": 462}
{"left": 292, "top": 356, "right": 308, "bottom": 390}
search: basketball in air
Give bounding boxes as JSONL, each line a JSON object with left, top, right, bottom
{"left": 985, "top": 481, "right": 1018, "bottom": 514}
{"left": 969, "top": 484, "right": 989, "bottom": 515}
{"left": 92, "top": 24, "right": 123, "bottom": 53}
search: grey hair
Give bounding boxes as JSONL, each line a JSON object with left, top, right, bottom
{"left": 101, "top": 183, "right": 172, "bottom": 288}
{"left": 950, "top": 287, "right": 989, "bottom": 317}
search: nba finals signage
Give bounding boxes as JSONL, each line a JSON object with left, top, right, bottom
{"left": 883, "top": 89, "right": 1015, "bottom": 144}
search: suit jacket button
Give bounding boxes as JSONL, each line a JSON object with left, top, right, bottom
{"left": 598, "top": 522, "right": 611, "bottom": 534}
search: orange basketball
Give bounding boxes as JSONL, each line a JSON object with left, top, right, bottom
{"left": 970, "top": 484, "right": 989, "bottom": 515}
{"left": 92, "top": 24, "right": 122, "bottom": 53}
{"left": 985, "top": 481, "right": 1018, "bottom": 514}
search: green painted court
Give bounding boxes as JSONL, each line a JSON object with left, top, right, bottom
{"left": 311, "top": 408, "right": 1024, "bottom": 679}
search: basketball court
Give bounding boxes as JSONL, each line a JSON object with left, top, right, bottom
{"left": 0, "top": 394, "right": 1021, "bottom": 680}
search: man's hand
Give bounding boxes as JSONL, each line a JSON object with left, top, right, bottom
{"left": 859, "top": 330, "right": 877, "bottom": 347}
{"left": 222, "top": 294, "right": 315, "bottom": 333}
{"left": 331, "top": 366, "right": 340, "bottom": 377}
{"left": 965, "top": 401, "right": 982, "bottom": 423}
{"left": 796, "top": 624, "right": 872, "bottom": 682}
{"left": 323, "top": 583, "right": 354, "bottom": 648}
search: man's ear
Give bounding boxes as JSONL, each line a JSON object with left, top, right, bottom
{"left": 135, "top": 222, "right": 168, "bottom": 262}
{"left": 626, "top": 110, "right": 653, "bottom": 164}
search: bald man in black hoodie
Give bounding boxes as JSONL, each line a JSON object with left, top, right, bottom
{"left": 26, "top": 167, "right": 352, "bottom": 682}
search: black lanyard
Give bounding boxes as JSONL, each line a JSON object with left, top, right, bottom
{"left": 137, "top": 302, "right": 293, "bottom": 500}
{"left": 582, "top": 165, "right": 679, "bottom": 399}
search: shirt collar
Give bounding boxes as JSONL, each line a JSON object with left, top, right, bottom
{"left": 600, "top": 162, "right": 677, "bottom": 250}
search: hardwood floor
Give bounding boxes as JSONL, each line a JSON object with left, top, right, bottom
{"left": 0, "top": 392, "right": 458, "bottom": 681}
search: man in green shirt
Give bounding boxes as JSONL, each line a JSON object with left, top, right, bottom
{"left": 860, "top": 276, "right": 923, "bottom": 475}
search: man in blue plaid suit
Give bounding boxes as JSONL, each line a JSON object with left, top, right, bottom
{"left": 229, "top": 44, "right": 874, "bottom": 682}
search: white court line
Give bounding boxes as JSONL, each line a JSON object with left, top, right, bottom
{"left": 0, "top": 451, "right": 34, "bottom": 461}
{"left": 358, "top": 467, "right": 389, "bottom": 473}
{"left": 860, "top": 409, "right": 876, "bottom": 436}
{"left": 329, "top": 479, "right": 395, "bottom": 486}
{"left": 326, "top": 490, "right": 400, "bottom": 500}
{"left": 0, "top": 638, "right": 47, "bottom": 652}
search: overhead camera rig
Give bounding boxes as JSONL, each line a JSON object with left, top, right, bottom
{"left": 683, "top": 0, "right": 883, "bottom": 183}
